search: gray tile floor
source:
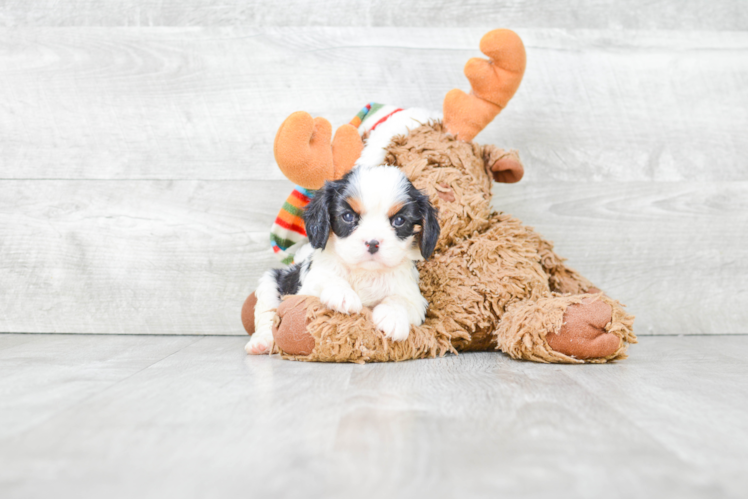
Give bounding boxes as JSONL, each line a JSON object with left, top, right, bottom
{"left": 1, "top": 334, "right": 746, "bottom": 498}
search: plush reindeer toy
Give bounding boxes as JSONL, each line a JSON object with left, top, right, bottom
{"left": 241, "top": 29, "right": 636, "bottom": 364}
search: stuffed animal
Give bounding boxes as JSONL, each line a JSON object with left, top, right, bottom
{"left": 241, "top": 29, "right": 636, "bottom": 363}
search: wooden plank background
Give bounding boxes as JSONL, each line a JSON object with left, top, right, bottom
{"left": 1, "top": 1, "right": 747, "bottom": 30}
{"left": 1, "top": 2, "right": 746, "bottom": 335}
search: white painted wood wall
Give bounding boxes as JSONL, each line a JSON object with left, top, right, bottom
{"left": 1, "top": 1, "right": 746, "bottom": 335}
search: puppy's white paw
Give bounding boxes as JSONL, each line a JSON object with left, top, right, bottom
{"left": 320, "top": 285, "right": 363, "bottom": 314}
{"left": 245, "top": 330, "right": 274, "bottom": 355}
{"left": 372, "top": 303, "right": 411, "bottom": 341}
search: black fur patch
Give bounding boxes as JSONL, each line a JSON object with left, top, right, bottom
{"left": 398, "top": 184, "right": 440, "bottom": 259}
{"left": 303, "top": 170, "right": 360, "bottom": 249}
{"left": 329, "top": 197, "right": 360, "bottom": 238}
{"left": 303, "top": 185, "right": 333, "bottom": 249}
{"left": 272, "top": 262, "right": 304, "bottom": 296}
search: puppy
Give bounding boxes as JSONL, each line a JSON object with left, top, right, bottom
{"left": 246, "top": 165, "right": 440, "bottom": 355}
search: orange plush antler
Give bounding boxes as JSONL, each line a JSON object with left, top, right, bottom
{"left": 443, "top": 29, "right": 526, "bottom": 141}
{"left": 273, "top": 111, "right": 364, "bottom": 190}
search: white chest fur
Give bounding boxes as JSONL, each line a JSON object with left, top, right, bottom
{"left": 300, "top": 248, "right": 420, "bottom": 309}
{"left": 345, "top": 262, "right": 420, "bottom": 308}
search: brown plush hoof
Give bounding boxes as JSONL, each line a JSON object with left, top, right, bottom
{"left": 546, "top": 297, "right": 619, "bottom": 360}
{"left": 241, "top": 292, "right": 258, "bottom": 336}
{"left": 273, "top": 296, "right": 315, "bottom": 356}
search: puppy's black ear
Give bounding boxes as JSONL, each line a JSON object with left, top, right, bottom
{"left": 303, "top": 183, "right": 333, "bottom": 250}
{"left": 416, "top": 190, "right": 440, "bottom": 259}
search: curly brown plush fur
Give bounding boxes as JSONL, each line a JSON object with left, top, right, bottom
{"left": 260, "top": 121, "right": 636, "bottom": 364}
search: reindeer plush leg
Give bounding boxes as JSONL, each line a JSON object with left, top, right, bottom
{"left": 271, "top": 296, "right": 456, "bottom": 363}
{"left": 495, "top": 293, "right": 636, "bottom": 363}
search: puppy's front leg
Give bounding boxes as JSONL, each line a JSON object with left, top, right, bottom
{"left": 319, "top": 281, "right": 363, "bottom": 315}
{"left": 373, "top": 290, "right": 428, "bottom": 342}
{"left": 299, "top": 274, "right": 362, "bottom": 315}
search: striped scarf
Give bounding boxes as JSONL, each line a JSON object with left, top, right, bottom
{"left": 269, "top": 103, "right": 403, "bottom": 264}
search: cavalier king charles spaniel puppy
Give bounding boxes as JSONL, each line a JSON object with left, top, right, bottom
{"left": 246, "top": 165, "right": 440, "bottom": 355}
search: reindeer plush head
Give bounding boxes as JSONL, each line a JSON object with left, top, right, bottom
{"left": 272, "top": 29, "right": 526, "bottom": 256}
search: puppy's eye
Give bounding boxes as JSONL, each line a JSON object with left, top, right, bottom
{"left": 342, "top": 212, "right": 356, "bottom": 223}
{"left": 391, "top": 215, "right": 405, "bottom": 227}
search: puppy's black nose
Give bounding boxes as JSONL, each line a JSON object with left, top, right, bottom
{"left": 365, "top": 240, "right": 379, "bottom": 254}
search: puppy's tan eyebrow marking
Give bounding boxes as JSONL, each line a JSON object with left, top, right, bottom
{"left": 346, "top": 197, "right": 363, "bottom": 215}
{"left": 387, "top": 202, "right": 404, "bottom": 218}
